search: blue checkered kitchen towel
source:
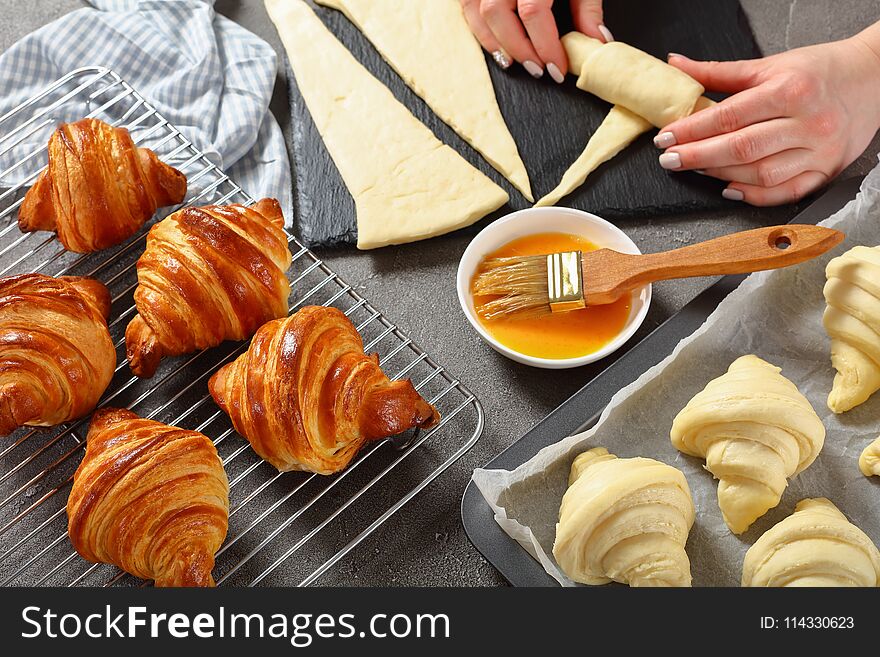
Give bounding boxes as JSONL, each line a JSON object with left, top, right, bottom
{"left": 0, "top": 0, "right": 292, "bottom": 224}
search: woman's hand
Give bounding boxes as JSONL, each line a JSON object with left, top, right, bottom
{"left": 656, "top": 25, "right": 880, "bottom": 206}
{"left": 460, "top": 0, "right": 613, "bottom": 82}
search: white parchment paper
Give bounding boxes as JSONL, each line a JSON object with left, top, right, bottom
{"left": 472, "top": 162, "right": 880, "bottom": 587}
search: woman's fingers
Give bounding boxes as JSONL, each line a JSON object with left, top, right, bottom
{"left": 466, "top": 0, "right": 608, "bottom": 79}
{"left": 657, "top": 86, "right": 785, "bottom": 147}
{"left": 701, "top": 148, "right": 816, "bottom": 187}
{"left": 667, "top": 54, "right": 765, "bottom": 93}
{"left": 461, "top": 0, "right": 510, "bottom": 67}
{"left": 480, "top": 0, "right": 545, "bottom": 77}
{"left": 571, "top": 0, "right": 612, "bottom": 43}
{"left": 724, "top": 170, "right": 829, "bottom": 206}
{"left": 660, "top": 118, "right": 806, "bottom": 171}
{"left": 517, "top": 0, "right": 567, "bottom": 81}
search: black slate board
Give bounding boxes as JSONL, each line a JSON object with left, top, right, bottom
{"left": 459, "top": 177, "right": 864, "bottom": 586}
{"left": 285, "top": 0, "right": 761, "bottom": 248}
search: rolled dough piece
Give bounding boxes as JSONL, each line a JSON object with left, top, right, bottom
{"left": 266, "top": 0, "right": 508, "bottom": 250}
{"left": 561, "top": 32, "right": 602, "bottom": 73}
{"left": 823, "top": 245, "right": 880, "bottom": 413}
{"left": 572, "top": 35, "right": 705, "bottom": 128}
{"left": 537, "top": 34, "right": 716, "bottom": 207}
{"left": 860, "top": 436, "right": 880, "bottom": 477}
{"left": 742, "top": 498, "right": 880, "bottom": 587}
{"left": 535, "top": 106, "right": 651, "bottom": 207}
{"left": 316, "top": 0, "right": 533, "bottom": 201}
{"left": 671, "top": 355, "right": 825, "bottom": 535}
{"left": 553, "top": 447, "right": 695, "bottom": 587}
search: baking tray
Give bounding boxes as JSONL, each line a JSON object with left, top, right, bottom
{"left": 0, "top": 67, "right": 484, "bottom": 587}
{"left": 460, "top": 176, "right": 864, "bottom": 586}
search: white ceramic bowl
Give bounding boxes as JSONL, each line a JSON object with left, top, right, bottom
{"left": 456, "top": 207, "right": 652, "bottom": 369}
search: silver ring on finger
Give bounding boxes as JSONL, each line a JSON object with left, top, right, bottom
{"left": 491, "top": 49, "right": 512, "bottom": 69}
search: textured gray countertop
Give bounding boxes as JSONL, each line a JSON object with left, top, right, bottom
{"left": 1, "top": 0, "right": 878, "bottom": 586}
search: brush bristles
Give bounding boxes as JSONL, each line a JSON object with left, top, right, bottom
{"left": 472, "top": 255, "right": 552, "bottom": 320}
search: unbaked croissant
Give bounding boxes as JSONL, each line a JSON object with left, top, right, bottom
{"left": 671, "top": 355, "right": 825, "bottom": 534}
{"left": 67, "top": 408, "right": 229, "bottom": 587}
{"left": 860, "top": 436, "right": 880, "bottom": 477}
{"left": 563, "top": 32, "right": 705, "bottom": 129}
{"left": 19, "top": 118, "right": 187, "bottom": 253}
{"left": 552, "top": 447, "right": 695, "bottom": 587}
{"left": 823, "top": 245, "right": 880, "bottom": 413}
{"left": 208, "top": 305, "right": 439, "bottom": 474}
{"left": 0, "top": 273, "right": 115, "bottom": 435}
{"left": 742, "top": 498, "right": 880, "bottom": 587}
{"left": 125, "top": 198, "right": 292, "bottom": 378}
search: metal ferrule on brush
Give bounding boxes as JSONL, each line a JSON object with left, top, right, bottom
{"left": 547, "top": 251, "right": 586, "bottom": 312}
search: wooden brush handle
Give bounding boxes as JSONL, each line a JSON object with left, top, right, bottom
{"left": 584, "top": 224, "right": 844, "bottom": 305}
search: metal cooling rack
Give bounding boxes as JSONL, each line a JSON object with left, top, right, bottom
{"left": 0, "top": 67, "right": 483, "bottom": 587}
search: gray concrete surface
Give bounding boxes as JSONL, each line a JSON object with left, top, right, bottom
{"left": 1, "top": 0, "right": 878, "bottom": 586}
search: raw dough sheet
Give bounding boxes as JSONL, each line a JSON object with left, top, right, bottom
{"left": 473, "top": 161, "right": 880, "bottom": 587}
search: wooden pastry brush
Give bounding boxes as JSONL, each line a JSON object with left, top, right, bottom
{"left": 473, "top": 225, "right": 844, "bottom": 320}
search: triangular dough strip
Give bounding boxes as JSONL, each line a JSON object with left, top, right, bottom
{"left": 535, "top": 106, "right": 651, "bottom": 207}
{"left": 316, "top": 0, "right": 533, "bottom": 202}
{"left": 266, "top": 0, "right": 508, "bottom": 249}
{"left": 538, "top": 33, "right": 715, "bottom": 208}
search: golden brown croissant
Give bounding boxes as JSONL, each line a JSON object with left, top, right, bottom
{"left": 0, "top": 273, "right": 115, "bottom": 435}
{"left": 125, "top": 198, "right": 292, "bottom": 378}
{"left": 19, "top": 118, "right": 187, "bottom": 253}
{"left": 67, "top": 408, "right": 229, "bottom": 587}
{"left": 208, "top": 305, "right": 440, "bottom": 474}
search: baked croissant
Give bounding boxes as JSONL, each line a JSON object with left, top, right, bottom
{"left": 125, "top": 198, "right": 292, "bottom": 378}
{"left": 67, "top": 408, "right": 229, "bottom": 587}
{"left": 0, "top": 273, "right": 115, "bottom": 435}
{"left": 860, "top": 436, "right": 880, "bottom": 477}
{"left": 19, "top": 118, "right": 187, "bottom": 253}
{"left": 208, "top": 305, "right": 440, "bottom": 474}
{"left": 742, "top": 498, "right": 880, "bottom": 587}
{"left": 823, "top": 245, "right": 880, "bottom": 413}
{"left": 552, "top": 447, "right": 695, "bottom": 587}
{"left": 671, "top": 355, "right": 825, "bottom": 534}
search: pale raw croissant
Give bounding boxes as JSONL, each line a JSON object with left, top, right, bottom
{"left": 208, "top": 305, "right": 440, "bottom": 474}
{"left": 19, "top": 118, "right": 187, "bottom": 253}
{"left": 125, "top": 198, "right": 292, "bottom": 378}
{"left": 0, "top": 273, "right": 115, "bottom": 435}
{"left": 552, "top": 447, "right": 695, "bottom": 587}
{"left": 860, "top": 436, "right": 880, "bottom": 477}
{"left": 671, "top": 355, "right": 825, "bottom": 535}
{"left": 67, "top": 408, "right": 229, "bottom": 587}
{"left": 742, "top": 498, "right": 880, "bottom": 587}
{"left": 823, "top": 245, "right": 880, "bottom": 413}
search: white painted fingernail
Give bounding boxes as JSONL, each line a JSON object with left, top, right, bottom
{"left": 547, "top": 62, "right": 565, "bottom": 84}
{"left": 523, "top": 60, "right": 544, "bottom": 78}
{"left": 492, "top": 49, "right": 512, "bottom": 70}
{"left": 723, "top": 188, "right": 745, "bottom": 201}
{"left": 668, "top": 52, "right": 687, "bottom": 61}
{"left": 598, "top": 24, "right": 614, "bottom": 43}
{"left": 654, "top": 131, "right": 676, "bottom": 149}
{"left": 659, "top": 152, "right": 682, "bottom": 170}
{"left": 694, "top": 169, "right": 707, "bottom": 175}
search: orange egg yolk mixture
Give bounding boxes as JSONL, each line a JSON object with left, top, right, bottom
{"left": 472, "top": 232, "right": 632, "bottom": 360}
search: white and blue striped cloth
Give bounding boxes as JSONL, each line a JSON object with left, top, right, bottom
{"left": 0, "top": 0, "right": 291, "bottom": 224}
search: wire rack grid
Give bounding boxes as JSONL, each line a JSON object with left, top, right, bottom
{"left": 0, "top": 67, "right": 483, "bottom": 587}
